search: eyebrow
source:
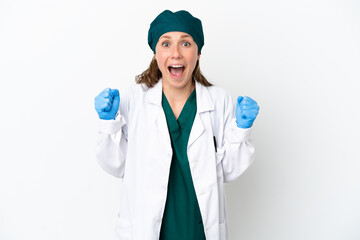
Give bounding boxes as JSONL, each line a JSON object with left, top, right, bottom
{"left": 160, "top": 34, "right": 192, "bottom": 39}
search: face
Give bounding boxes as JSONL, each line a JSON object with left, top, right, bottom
{"left": 155, "top": 31, "right": 200, "bottom": 91}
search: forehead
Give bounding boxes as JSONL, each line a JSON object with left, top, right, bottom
{"left": 159, "top": 31, "right": 193, "bottom": 40}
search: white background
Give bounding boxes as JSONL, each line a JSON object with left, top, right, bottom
{"left": 1, "top": 0, "right": 359, "bottom": 239}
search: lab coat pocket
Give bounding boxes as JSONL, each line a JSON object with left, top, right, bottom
{"left": 216, "top": 147, "right": 225, "bottom": 182}
{"left": 215, "top": 147, "right": 225, "bottom": 165}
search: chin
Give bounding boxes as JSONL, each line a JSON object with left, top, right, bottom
{"left": 165, "top": 75, "right": 192, "bottom": 89}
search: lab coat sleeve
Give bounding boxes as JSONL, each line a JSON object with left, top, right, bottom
{"left": 95, "top": 90, "right": 130, "bottom": 178}
{"left": 220, "top": 96, "right": 255, "bottom": 183}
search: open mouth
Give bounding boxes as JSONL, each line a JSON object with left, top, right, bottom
{"left": 168, "top": 65, "right": 185, "bottom": 78}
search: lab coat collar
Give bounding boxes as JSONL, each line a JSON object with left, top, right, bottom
{"left": 145, "top": 78, "right": 215, "bottom": 113}
{"left": 145, "top": 79, "right": 163, "bottom": 106}
{"left": 195, "top": 80, "right": 214, "bottom": 113}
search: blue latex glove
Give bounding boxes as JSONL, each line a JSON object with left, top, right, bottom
{"left": 94, "top": 88, "right": 120, "bottom": 120}
{"left": 235, "top": 96, "right": 259, "bottom": 129}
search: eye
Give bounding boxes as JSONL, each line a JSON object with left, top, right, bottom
{"left": 182, "top": 41, "right": 191, "bottom": 47}
{"left": 162, "top": 41, "right": 170, "bottom": 47}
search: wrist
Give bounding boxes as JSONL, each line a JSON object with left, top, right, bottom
{"left": 236, "top": 120, "right": 252, "bottom": 129}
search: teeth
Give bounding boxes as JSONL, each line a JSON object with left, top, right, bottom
{"left": 170, "top": 65, "right": 184, "bottom": 68}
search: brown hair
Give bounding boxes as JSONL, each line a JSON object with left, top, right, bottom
{"left": 135, "top": 56, "right": 213, "bottom": 88}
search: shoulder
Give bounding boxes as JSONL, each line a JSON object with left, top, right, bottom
{"left": 120, "top": 83, "right": 149, "bottom": 100}
{"left": 206, "top": 85, "right": 231, "bottom": 98}
{"left": 204, "top": 85, "right": 233, "bottom": 107}
{"left": 118, "top": 83, "right": 149, "bottom": 115}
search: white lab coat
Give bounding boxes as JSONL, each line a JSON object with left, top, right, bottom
{"left": 96, "top": 79, "right": 255, "bottom": 240}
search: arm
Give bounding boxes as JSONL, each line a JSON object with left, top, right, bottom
{"left": 219, "top": 95, "right": 259, "bottom": 183}
{"left": 94, "top": 88, "right": 129, "bottom": 178}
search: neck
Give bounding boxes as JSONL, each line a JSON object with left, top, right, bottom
{"left": 162, "top": 79, "right": 195, "bottom": 119}
{"left": 162, "top": 80, "right": 195, "bottom": 103}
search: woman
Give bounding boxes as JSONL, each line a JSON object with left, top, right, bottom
{"left": 94, "top": 10, "right": 259, "bottom": 240}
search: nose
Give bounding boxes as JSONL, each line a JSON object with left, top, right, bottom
{"left": 171, "top": 44, "right": 182, "bottom": 59}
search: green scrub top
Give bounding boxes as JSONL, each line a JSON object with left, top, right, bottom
{"left": 160, "top": 89, "right": 206, "bottom": 240}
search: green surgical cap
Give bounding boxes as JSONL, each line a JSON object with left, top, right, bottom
{"left": 148, "top": 10, "right": 204, "bottom": 53}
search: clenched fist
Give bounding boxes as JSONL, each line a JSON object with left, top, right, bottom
{"left": 235, "top": 96, "right": 259, "bottom": 129}
{"left": 94, "top": 88, "right": 120, "bottom": 120}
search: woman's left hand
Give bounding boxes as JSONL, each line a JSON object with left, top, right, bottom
{"left": 235, "top": 96, "right": 260, "bottom": 129}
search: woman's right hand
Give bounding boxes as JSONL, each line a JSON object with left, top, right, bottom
{"left": 94, "top": 88, "right": 120, "bottom": 120}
